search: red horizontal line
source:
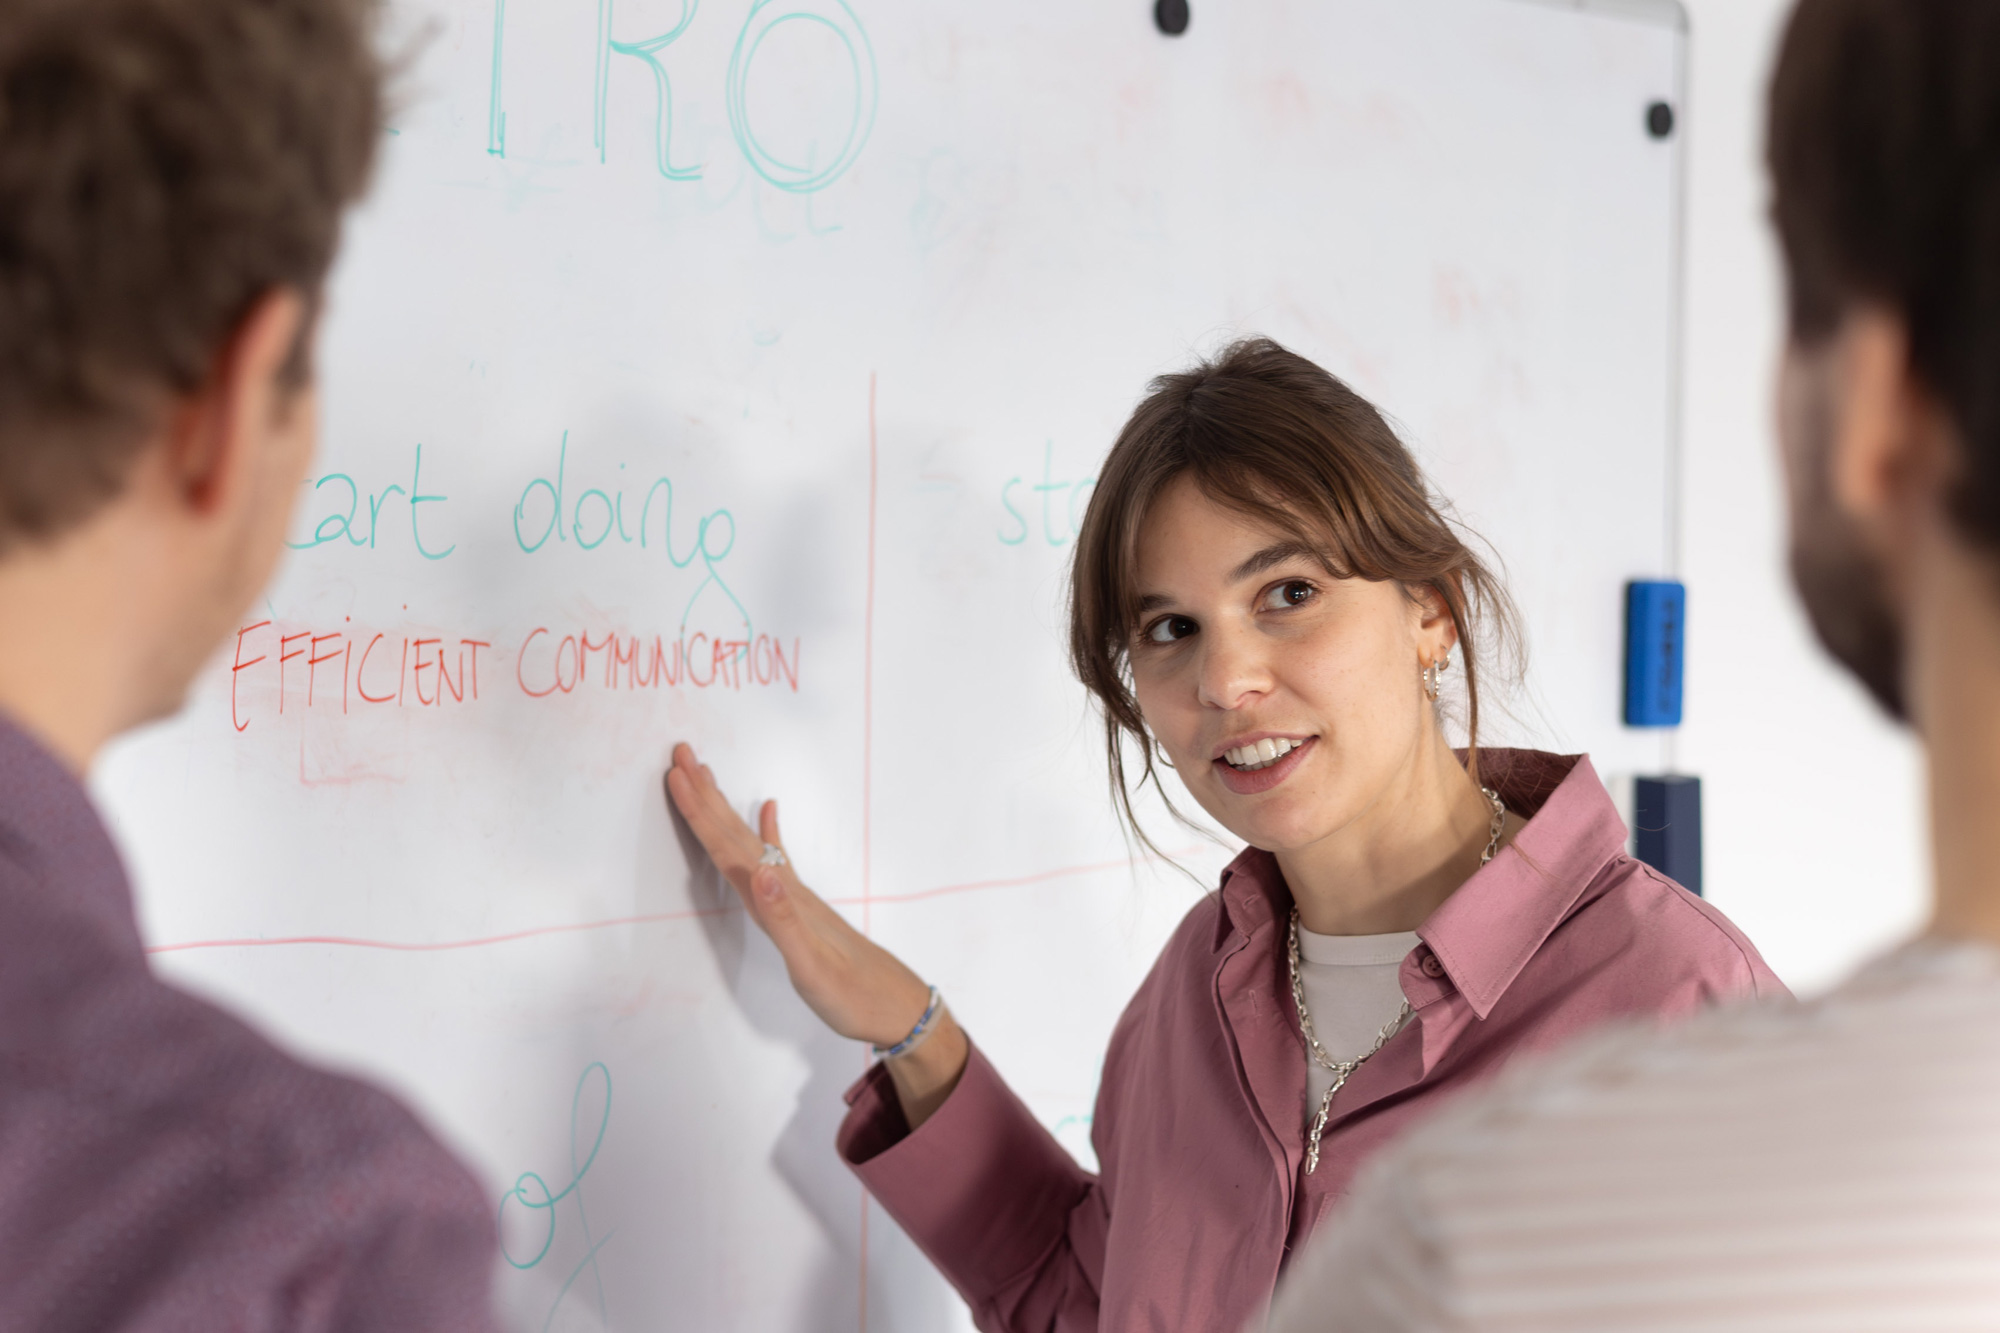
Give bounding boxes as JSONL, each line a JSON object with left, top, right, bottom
{"left": 143, "top": 847, "right": 1209, "bottom": 957}
{"left": 825, "top": 848, "right": 1202, "bottom": 907}
{"left": 144, "top": 904, "right": 736, "bottom": 955}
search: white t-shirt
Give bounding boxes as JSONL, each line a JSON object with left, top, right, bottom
{"left": 1269, "top": 937, "right": 2000, "bottom": 1332}
{"left": 1292, "top": 924, "right": 1418, "bottom": 1118}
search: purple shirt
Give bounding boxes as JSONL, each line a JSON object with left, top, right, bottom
{"left": 0, "top": 716, "right": 499, "bottom": 1331}
{"left": 838, "top": 750, "right": 1788, "bottom": 1333}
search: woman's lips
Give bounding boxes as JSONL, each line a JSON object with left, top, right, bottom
{"left": 1213, "top": 736, "right": 1317, "bottom": 796}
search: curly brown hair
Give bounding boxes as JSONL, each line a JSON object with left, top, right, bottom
{"left": 0, "top": 0, "right": 383, "bottom": 552}
{"left": 1068, "top": 338, "right": 1521, "bottom": 853}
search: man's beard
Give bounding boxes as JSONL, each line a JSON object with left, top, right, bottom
{"left": 1785, "top": 352, "right": 1908, "bottom": 721}
{"left": 1790, "top": 510, "right": 1907, "bottom": 720}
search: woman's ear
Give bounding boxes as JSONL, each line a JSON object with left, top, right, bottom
{"left": 1410, "top": 579, "right": 1461, "bottom": 663}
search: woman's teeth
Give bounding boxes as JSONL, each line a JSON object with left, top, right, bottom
{"left": 1224, "top": 738, "right": 1304, "bottom": 771}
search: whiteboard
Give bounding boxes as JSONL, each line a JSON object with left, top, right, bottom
{"left": 93, "top": 0, "right": 1686, "bottom": 1327}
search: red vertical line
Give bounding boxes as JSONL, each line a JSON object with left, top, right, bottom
{"left": 859, "top": 371, "right": 879, "bottom": 1333}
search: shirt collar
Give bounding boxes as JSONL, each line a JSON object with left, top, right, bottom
{"left": 1215, "top": 845, "right": 1286, "bottom": 949}
{"left": 1418, "top": 750, "right": 1626, "bottom": 1017}
{"left": 1212, "top": 750, "right": 1628, "bottom": 1020}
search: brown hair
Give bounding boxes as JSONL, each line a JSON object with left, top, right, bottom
{"left": 0, "top": 0, "right": 383, "bottom": 553}
{"left": 1769, "top": 0, "right": 2000, "bottom": 551}
{"left": 1068, "top": 338, "right": 1520, "bottom": 851}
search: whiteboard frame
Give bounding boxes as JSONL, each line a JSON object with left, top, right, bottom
{"left": 1509, "top": 0, "right": 1693, "bottom": 758}
{"left": 1508, "top": 0, "right": 1689, "bottom": 31}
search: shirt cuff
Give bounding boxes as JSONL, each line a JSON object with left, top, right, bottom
{"left": 838, "top": 1038, "right": 1093, "bottom": 1302}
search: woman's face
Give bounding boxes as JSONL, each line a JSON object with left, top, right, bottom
{"left": 1128, "top": 477, "right": 1455, "bottom": 854}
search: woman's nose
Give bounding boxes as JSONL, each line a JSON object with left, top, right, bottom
{"left": 1195, "top": 626, "right": 1274, "bottom": 711}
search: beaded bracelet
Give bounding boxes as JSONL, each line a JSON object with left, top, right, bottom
{"left": 873, "top": 985, "right": 944, "bottom": 1060}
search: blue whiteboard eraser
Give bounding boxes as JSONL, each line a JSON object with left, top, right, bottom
{"left": 1623, "top": 580, "right": 1685, "bottom": 727}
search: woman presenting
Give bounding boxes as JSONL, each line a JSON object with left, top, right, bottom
{"left": 668, "top": 339, "right": 1783, "bottom": 1332}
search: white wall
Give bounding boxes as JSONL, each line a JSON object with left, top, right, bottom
{"left": 1674, "top": 0, "right": 1929, "bottom": 993}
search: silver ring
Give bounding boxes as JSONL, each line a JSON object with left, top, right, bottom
{"left": 758, "top": 843, "right": 787, "bottom": 867}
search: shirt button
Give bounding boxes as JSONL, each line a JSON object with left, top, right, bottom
{"left": 1418, "top": 951, "right": 1446, "bottom": 979}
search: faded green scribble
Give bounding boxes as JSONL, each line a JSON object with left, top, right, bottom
{"left": 487, "top": 0, "right": 507, "bottom": 156}
{"left": 725, "top": 0, "right": 879, "bottom": 194}
{"left": 608, "top": 0, "right": 704, "bottom": 179}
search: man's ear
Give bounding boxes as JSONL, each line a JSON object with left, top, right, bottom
{"left": 163, "top": 288, "right": 309, "bottom": 515}
{"left": 1830, "top": 309, "right": 1953, "bottom": 535}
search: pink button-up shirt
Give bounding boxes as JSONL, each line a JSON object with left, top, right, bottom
{"left": 837, "top": 751, "right": 1787, "bottom": 1333}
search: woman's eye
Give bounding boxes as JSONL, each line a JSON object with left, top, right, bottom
{"left": 1145, "top": 615, "right": 1198, "bottom": 644}
{"left": 1262, "top": 580, "right": 1317, "bottom": 610}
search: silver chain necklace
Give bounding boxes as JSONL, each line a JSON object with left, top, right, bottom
{"left": 1288, "top": 785, "right": 1506, "bottom": 1175}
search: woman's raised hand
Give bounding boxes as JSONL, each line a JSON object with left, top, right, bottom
{"left": 665, "top": 744, "right": 968, "bottom": 1125}
{"left": 664, "top": 743, "right": 929, "bottom": 1046}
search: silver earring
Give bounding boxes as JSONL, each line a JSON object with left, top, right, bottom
{"left": 1422, "top": 660, "right": 1442, "bottom": 702}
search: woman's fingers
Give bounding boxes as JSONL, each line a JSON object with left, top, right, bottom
{"left": 749, "top": 800, "right": 799, "bottom": 909}
{"left": 675, "top": 756, "right": 756, "bottom": 862}
{"left": 664, "top": 764, "right": 730, "bottom": 859}
{"left": 665, "top": 744, "right": 928, "bottom": 1045}
{"left": 666, "top": 751, "right": 825, "bottom": 932}
{"left": 748, "top": 798, "right": 850, "bottom": 934}
{"left": 664, "top": 750, "right": 765, "bottom": 895}
{"left": 746, "top": 865, "right": 813, "bottom": 952}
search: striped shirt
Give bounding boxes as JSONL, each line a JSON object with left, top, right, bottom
{"left": 1268, "top": 938, "right": 2000, "bottom": 1332}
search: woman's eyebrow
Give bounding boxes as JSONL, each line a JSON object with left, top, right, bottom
{"left": 1229, "top": 541, "right": 1321, "bottom": 583}
{"left": 1134, "top": 543, "right": 1325, "bottom": 615}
